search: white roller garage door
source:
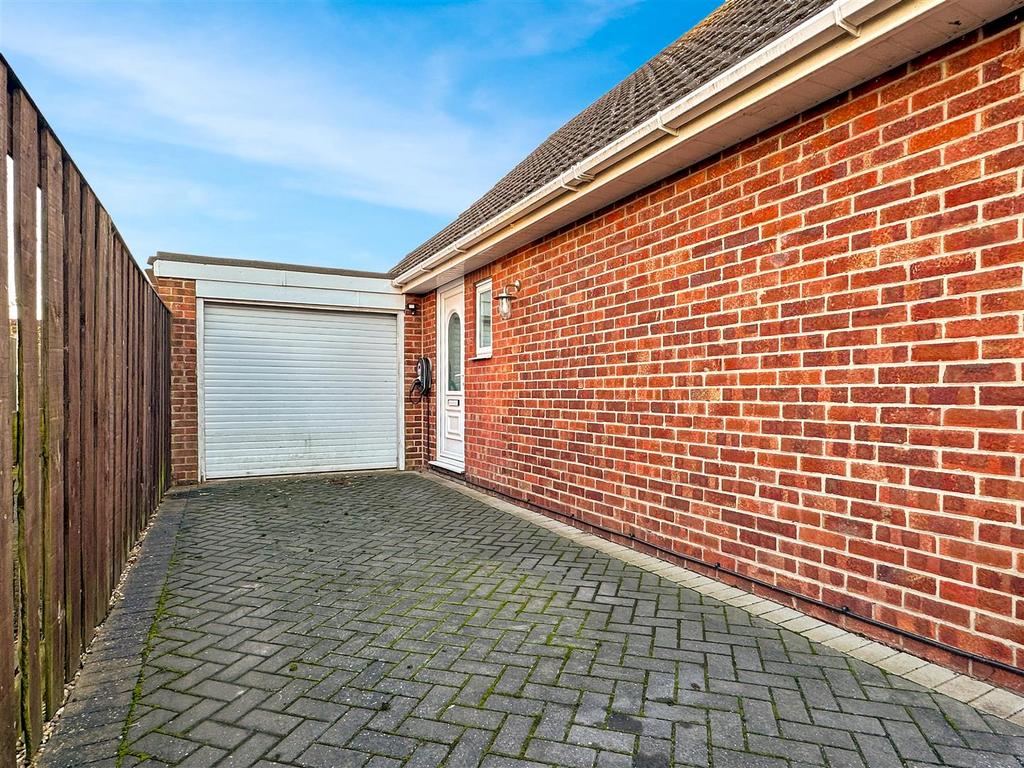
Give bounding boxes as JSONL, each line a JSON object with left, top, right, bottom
{"left": 201, "top": 303, "right": 399, "bottom": 479}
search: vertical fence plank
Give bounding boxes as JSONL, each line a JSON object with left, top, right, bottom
{"left": 137, "top": 279, "right": 144, "bottom": 528}
{"left": 102, "top": 219, "right": 115, "bottom": 602}
{"left": 0, "top": 63, "right": 19, "bottom": 768}
{"left": 119, "top": 247, "right": 128, "bottom": 564}
{"left": 94, "top": 207, "right": 110, "bottom": 620}
{"left": 79, "top": 189, "right": 97, "bottom": 642}
{"left": 153, "top": 301, "right": 160, "bottom": 505}
{"left": 165, "top": 310, "right": 170, "bottom": 492}
{"left": 161, "top": 303, "right": 166, "bottom": 495}
{"left": 119, "top": 246, "right": 128, "bottom": 563}
{"left": 40, "top": 130, "right": 65, "bottom": 719}
{"left": 117, "top": 242, "right": 126, "bottom": 573}
{"left": 125, "top": 261, "right": 134, "bottom": 549}
{"left": 131, "top": 272, "right": 140, "bottom": 541}
{"left": 61, "top": 163, "right": 82, "bottom": 675}
{"left": 12, "top": 88, "right": 43, "bottom": 758}
{"left": 103, "top": 221, "right": 115, "bottom": 600}
{"left": 110, "top": 241, "right": 122, "bottom": 582}
{"left": 152, "top": 305, "right": 157, "bottom": 501}
{"left": 136, "top": 279, "right": 142, "bottom": 513}
{"left": 142, "top": 294, "right": 153, "bottom": 517}
{"left": 155, "top": 300, "right": 162, "bottom": 502}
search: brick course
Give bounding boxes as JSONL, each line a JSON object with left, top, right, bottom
{"left": 407, "top": 18, "right": 1024, "bottom": 680}
{"left": 152, "top": 277, "right": 198, "bottom": 484}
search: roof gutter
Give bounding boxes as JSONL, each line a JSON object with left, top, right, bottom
{"left": 392, "top": 0, "right": 1011, "bottom": 291}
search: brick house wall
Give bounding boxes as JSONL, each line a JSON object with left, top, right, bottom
{"left": 463, "top": 265, "right": 499, "bottom": 469}
{"left": 405, "top": 292, "right": 436, "bottom": 467}
{"left": 406, "top": 17, "right": 1024, "bottom": 682}
{"left": 404, "top": 293, "right": 431, "bottom": 467}
{"left": 151, "top": 277, "right": 199, "bottom": 484}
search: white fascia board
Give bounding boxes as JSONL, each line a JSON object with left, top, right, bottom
{"left": 194, "top": 279, "right": 405, "bottom": 312}
{"left": 395, "top": 0, "right": 1022, "bottom": 293}
{"left": 152, "top": 258, "right": 400, "bottom": 296}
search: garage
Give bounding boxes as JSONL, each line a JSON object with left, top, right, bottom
{"left": 201, "top": 304, "right": 400, "bottom": 478}
{"left": 148, "top": 252, "right": 406, "bottom": 482}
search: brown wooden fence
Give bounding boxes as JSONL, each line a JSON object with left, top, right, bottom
{"left": 0, "top": 59, "right": 172, "bottom": 763}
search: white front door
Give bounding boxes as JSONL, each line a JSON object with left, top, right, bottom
{"left": 436, "top": 280, "right": 465, "bottom": 471}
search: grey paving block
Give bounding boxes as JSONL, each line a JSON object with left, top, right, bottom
{"left": 36, "top": 473, "right": 1024, "bottom": 767}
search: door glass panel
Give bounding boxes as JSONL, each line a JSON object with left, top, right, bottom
{"left": 447, "top": 312, "right": 462, "bottom": 391}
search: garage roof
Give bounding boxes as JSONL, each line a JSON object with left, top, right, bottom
{"left": 151, "top": 251, "right": 389, "bottom": 279}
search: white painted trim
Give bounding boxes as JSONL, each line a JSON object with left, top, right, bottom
{"left": 428, "top": 459, "right": 465, "bottom": 474}
{"left": 396, "top": 312, "right": 406, "bottom": 471}
{"left": 394, "top": 0, "right": 1021, "bottom": 292}
{"left": 5, "top": 156, "right": 15, "bottom": 320}
{"left": 474, "top": 278, "right": 493, "bottom": 357}
{"left": 194, "top": 279, "right": 404, "bottom": 312}
{"left": 196, "top": 297, "right": 207, "bottom": 481}
{"left": 153, "top": 258, "right": 398, "bottom": 295}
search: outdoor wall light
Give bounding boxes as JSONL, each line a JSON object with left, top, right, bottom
{"left": 405, "top": 302, "right": 419, "bottom": 315}
{"left": 496, "top": 280, "right": 521, "bottom": 320}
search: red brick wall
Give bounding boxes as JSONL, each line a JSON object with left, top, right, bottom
{"left": 409, "top": 19, "right": 1024, "bottom": 679}
{"left": 404, "top": 296, "right": 427, "bottom": 466}
{"left": 405, "top": 293, "right": 436, "bottom": 467}
{"left": 151, "top": 277, "right": 199, "bottom": 484}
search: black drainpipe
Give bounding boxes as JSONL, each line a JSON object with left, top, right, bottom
{"left": 435, "top": 469, "right": 1023, "bottom": 682}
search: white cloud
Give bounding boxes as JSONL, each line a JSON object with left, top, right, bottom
{"left": 0, "top": 1, "right": 630, "bottom": 219}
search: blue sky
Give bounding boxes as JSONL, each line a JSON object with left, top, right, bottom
{"left": 1, "top": 0, "right": 716, "bottom": 272}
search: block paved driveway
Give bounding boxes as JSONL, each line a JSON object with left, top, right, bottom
{"left": 45, "top": 472, "right": 1024, "bottom": 767}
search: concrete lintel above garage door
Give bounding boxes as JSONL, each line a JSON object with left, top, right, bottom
{"left": 150, "top": 251, "right": 403, "bottom": 311}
